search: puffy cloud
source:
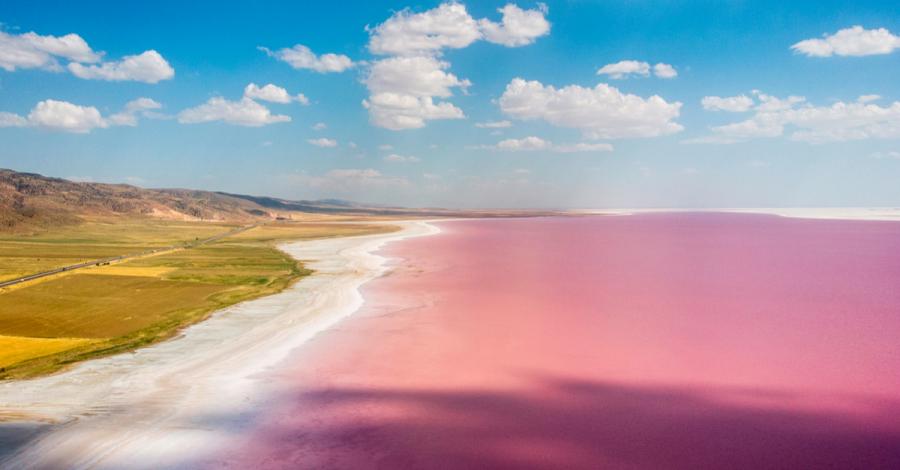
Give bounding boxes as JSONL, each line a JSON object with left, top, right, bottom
{"left": 2, "top": 98, "right": 161, "bottom": 132}
{"left": 479, "top": 3, "right": 550, "bottom": 47}
{"left": 68, "top": 50, "right": 174, "bottom": 83}
{"left": 858, "top": 94, "right": 881, "bottom": 103}
{"left": 368, "top": 2, "right": 551, "bottom": 55}
{"left": 792, "top": 26, "right": 900, "bottom": 57}
{"left": 499, "top": 78, "right": 683, "bottom": 139}
{"left": 363, "top": 3, "right": 550, "bottom": 131}
{"left": 475, "top": 120, "right": 512, "bottom": 128}
{"left": 363, "top": 55, "right": 469, "bottom": 130}
{"left": 688, "top": 91, "right": 900, "bottom": 144}
{"left": 363, "top": 55, "right": 469, "bottom": 129}
{"left": 108, "top": 97, "right": 163, "bottom": 126}
{"left": 597, "top": 60, "right": 676, "bottom": 79}
{"left": 1, "top": 30, "right": 172, "bottom": 83}
{"left": 364, "top": 93, "right": 464, "bottom": 130}
{"left": 312, "top": 122, "right": 327, "bottom": 131}
{"left": 786, "top": 100, "right": 900, "bottom": 143}
{"left": 178, "top": 97, "right": 290, "bottom": 127}
{"left": 596, "top": 60, "right": 650, "bottom": 79}
{"left": 0, "top": 30, "right": 100, "bottom": 71}
{"left": 384, "top": 153, "right": 421, "bottom": 163}
{"left": 368, "top": 2, "right": 482, "bottom": 56}
{"left": 259, "top": 44, "right": 353, "bottom": 73}
{"left": 701, "top": 95, "right": 754, "bottom": 112}
{"left": 243, "top": 83, "right": 307, "bottom": 104}
{"left": 365, "top": 56, "right": 470, "bottom": 97}
{"left": 26, "top": 99, "right": 108, "bottom": 133}
{"left": 307, "top": 137, "right": 338, "bottom": 147}
{"left": 0, "top": 112, "right": 29, "bottom": 128}
{"left": 653, "top": 62, "right": 677, "bottom": 79}
{"left": 483, "top": 136, "right": 613, "bottom": 153}
{"left": 496, "top": 136, "right": 551, "bottom": 150}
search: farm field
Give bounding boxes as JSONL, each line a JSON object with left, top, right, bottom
{"left": 0, "top": 218, "right": 238, "bottom": 283}
{"left": 0, "top": 219, "right": 395, "bottom": 379}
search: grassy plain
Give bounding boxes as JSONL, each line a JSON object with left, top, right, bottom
{"left": 0, "top": 218, "right": 236, "bottom": 282}
{"left": 0, "top": 219, "right": 396, "bottom": 379}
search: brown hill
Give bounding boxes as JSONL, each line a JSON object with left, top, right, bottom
{"left": 0, "top": 169, "right": 281, "bottom": 232}
{"left": 0, "top": 168, "right": 564, "bottom": 232}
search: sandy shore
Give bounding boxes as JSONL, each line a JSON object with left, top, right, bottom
{"left": 0, "top": 220, "right": 438, "bottom": 469}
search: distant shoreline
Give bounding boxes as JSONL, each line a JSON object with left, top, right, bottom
{"left": 569, "top": 207, "right": 900, "bottom": 222}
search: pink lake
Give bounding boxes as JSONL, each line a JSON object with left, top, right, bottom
{"left": 222, "top": 214, "right": 900, "bottom": 469}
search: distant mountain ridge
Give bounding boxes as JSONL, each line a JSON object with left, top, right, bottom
{"left": 1, "top": 168, "right": 561, "bottom": 232}
{"left": 0, "top": 169, "right": 345, "bottom": 232}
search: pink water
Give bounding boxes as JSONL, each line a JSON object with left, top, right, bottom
{"left": 223, "top": 214, "right": 900, "bottom": 469}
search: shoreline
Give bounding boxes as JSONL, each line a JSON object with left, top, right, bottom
{"left": 570, "top": 207, "right": 900, "bottom": 222}
{"left": 0, "top": 220, "right": 439, "bottom": 469}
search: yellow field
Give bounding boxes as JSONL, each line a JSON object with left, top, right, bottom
{"left": 0, "top": 336, "right": 96, "bottom": 368}
{"left": 0, "top": 218, "right": 237, "bottom": 282}
{"left": 0, "top": 219, "right": 395, "bottom": 378}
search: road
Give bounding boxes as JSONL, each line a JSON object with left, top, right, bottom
{"left": 0, "top": 223, "right": 258, "bottom": 289}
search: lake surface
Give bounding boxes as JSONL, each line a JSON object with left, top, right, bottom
{"left": 222, "top": 214, "right": 900, "bottom": 469}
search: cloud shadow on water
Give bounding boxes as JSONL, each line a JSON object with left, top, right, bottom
{"left": 235, "top": 377, "right": 900, "bottom": 469}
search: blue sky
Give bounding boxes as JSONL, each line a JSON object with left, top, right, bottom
{"left": 1, "top": 0, "right": 899, "bottom": 208}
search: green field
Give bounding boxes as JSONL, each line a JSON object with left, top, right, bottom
{"left": 0, "top": 218, "right": 236, "bottom": 282}
{"left": 0, "top": 219, "right": 395, "bottom": 379}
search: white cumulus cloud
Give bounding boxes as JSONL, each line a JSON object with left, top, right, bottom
{"left": 68, "top": 50, "right": 174, "bottom": 83}
{"left": 259, "top": 44, "right": 353, "bottom": 73}
{"left": 792, "top": 26, "right": 900, "bottom": 57}
{"left": 688, "top": 91, "right": 900, "bottom": 144}
{"left": 597, "top": 60, "right": 676, "bottom": 79}
{"left": 367, "top": 2, "right": 482, "bottom": 56}
{"left": 384, "top": 153, "right": 421, "bottom": 163}
{"left": 108, "top": 97, "right": 163, "bottom": 126}
{"left": 363, "top": 2, "right": 550, "bottom": 131}
{"left": 308, "top": 137, "right": 338, "bottom": 147}
{"left": 496, "top": 136, "right": 552, "bottom": 150}
{"left": 479, "top": 3, "right": 550, "bottom": 47}
{"left": 364, "top": 93, "right": 464, "bottom": 130}
{"left": 363, "top": 55, "right": 469, "bottom": 130}
{"left": 0, "top": 30, "right": 100, "bottom": 71}
{"left": 368, "top": 2, "right": 550, "bottom": 55}
{"left": 475, "top": 120, "right": 512, "bottom": 128}
{"left": 653, "top": 62, "right": 677, "bottom": 78}
{"left": 365, "top": 55, "right": 470, "bottom": 97}
{"left": 178, "top": 97, "right": 290, "bottom": 127}
{"left": 484, "top": 136, "right": 614, "bottom": 153}
{"left": 27, "top": 99, "right": 106, "bottom": 133}
{"left": 499, "top": 78, "right": 683, "bottom": 139}
{"left": 244, "top": 83, "right": 308, "bottom": 104}
{"left": 597, "top": 60, "right": 650, "bottom": 79}
{"left": 0, "top": 112, "right": 29, "bottom": 128}
{"left": 701, "top": 95, "right": 755, "bottom": 112}
{"left": 2, "top": 98, "right": 160, "bottom": 132}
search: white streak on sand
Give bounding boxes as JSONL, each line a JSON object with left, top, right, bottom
{"left": 0, "top": 220, "right": 439, "bottom": 470}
